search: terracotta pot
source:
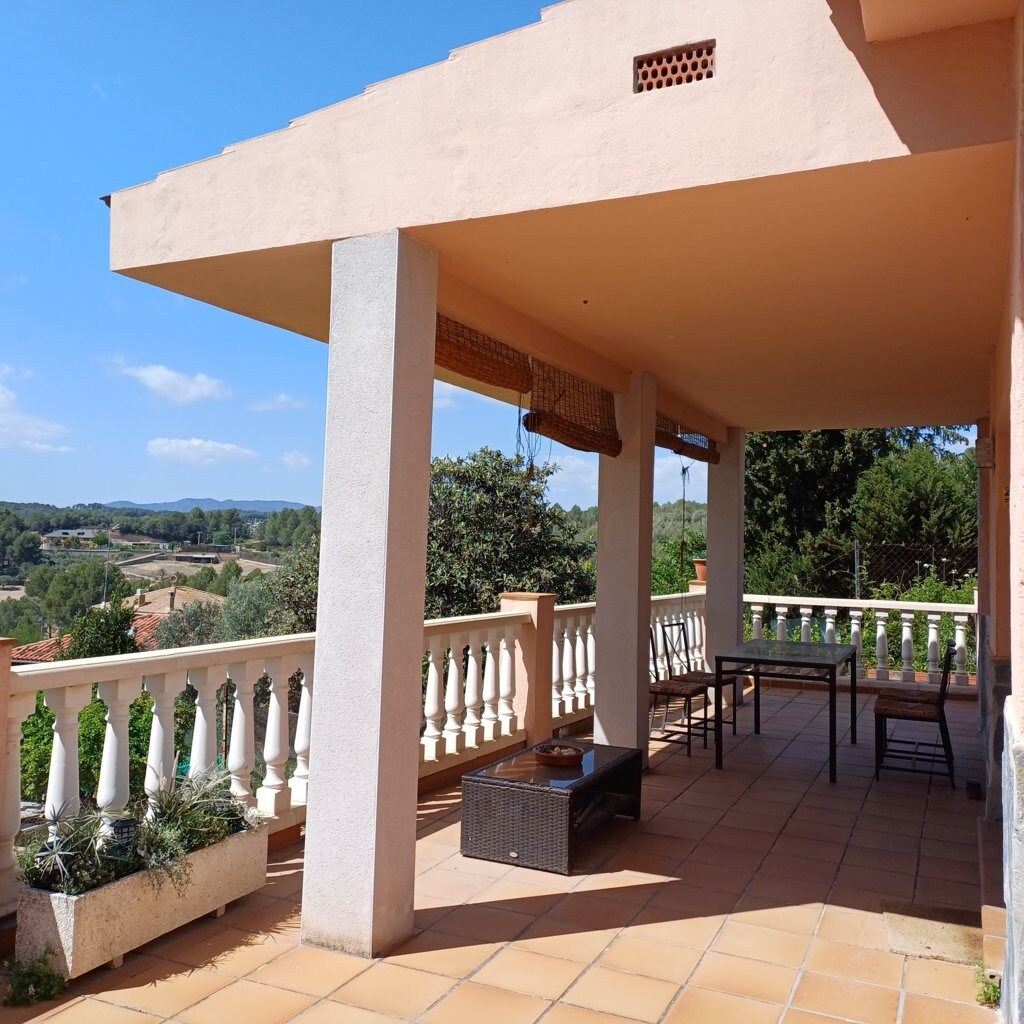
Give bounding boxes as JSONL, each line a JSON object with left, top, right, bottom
{"left": 692, "top": 558, "right": 707, "bottom": 583}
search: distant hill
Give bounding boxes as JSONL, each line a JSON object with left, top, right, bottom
{"left": 105, "top": 498, "right": 314, "bottom": 513}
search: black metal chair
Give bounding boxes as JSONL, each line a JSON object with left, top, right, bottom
{"left": 648, "top": 627, "right": 708, "bottom": 756}
{"left": 662, "top": 619, "right": 739, "bottom": 737}
{"left": 874, "top": 639, "right": 956, "bottom": 788}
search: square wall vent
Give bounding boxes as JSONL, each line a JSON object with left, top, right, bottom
{"left": 634, "top": 40, "right": 715, "bottom": 93}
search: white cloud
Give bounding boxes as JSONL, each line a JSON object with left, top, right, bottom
{"left": 654, "top": 454, "right": 708, "bottom": 504}
{"left": 433, "top": 381, "right": 459, "bottom": 412}
{"left": 547, "top": 453, "right": 600, "bottom": 508}
{"left": 91, "top": 81, "right": 108, "bottom": 101}
{"left": 248, "top": 392, "right": 307, "bottom": 413}
{"left": 119, "top": 363, "right": 231, "bottom": 404}
{"left": 0, "top": 379, "right": 72, "bottom": 453}
{"left": 147, "top": 437, "right": 258, "bottom": 465}
{"left": 281, "top": 450, "right": 312, "bottom": 471}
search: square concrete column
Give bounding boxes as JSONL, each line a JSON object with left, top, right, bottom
{"left": 705, "top": 428, "right": 745, "bottom": 675}
{"left": 301, "top": 231, "right": 437, "bottom": 957}
{"left": 593, "top": 371, "right": 656, "bottom": 755}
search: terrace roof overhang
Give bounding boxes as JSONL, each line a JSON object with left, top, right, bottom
{"left": 106, "top": 0, "right": 1018, "bottom": 434}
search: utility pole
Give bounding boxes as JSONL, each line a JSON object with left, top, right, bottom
{"left": 853, "top": 540, "right": 862, "bottom": 600}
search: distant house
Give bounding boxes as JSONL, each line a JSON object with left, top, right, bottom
{"left": 10, "top": 612, "right": 165, "bottom": 664}
{"left": 43, "top": 529, "right": 98, "bottom": 541}
{"left": 112, "top": 585, "right": 226, "bottom": 616}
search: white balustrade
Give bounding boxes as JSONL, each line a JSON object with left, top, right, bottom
{"left": 481, "top": 634, "right": 500, "bottom": 741}
{"left": 289, "top": 657, "right": 313, "bottom": 806}
{"left": 96, "top": 678, "right": 136, "bottom": 823}
{"left": 226, "top": 662, "right": 258, "bottom": 809}
{"left": 498, "top": 635, "right": 516, "bottom": 735}
{"left": 44, "top": 683, "right": 92, "bottom": 826}
{"left": 443, "top": 642, "right": 466, "bottom": 756}
{"left": 1, "top": 693, "right": 35, "bottom": 915}
{"left": 256, "top": 658, "right": 291, "bottom": 817}
{"left": 421, "top": 638, "right": 443, "bottom": 761}
{"left": 573, "top": 623, "right": 588, "bottom": 710}
{"left": 743, "top": 593, "right": 978, "bottom": 687}
{"left": 462, "top": 639, "right": 483, "bottom": 748}
{"left": 188, "top": 666, "right": 220, "bottom": 779}
{"left": 586, "top": 624, "right": 596, "bottom": 705}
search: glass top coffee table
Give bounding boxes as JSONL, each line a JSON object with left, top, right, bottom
{"left": 461, "top": 742, "right": 642, "bottom": 874}
{"left": 715, "top": 640, "right": 858, "bottom": 783}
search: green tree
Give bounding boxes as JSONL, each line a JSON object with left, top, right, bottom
{"left": 40, "top": 561, "right": 124, "bottom": 634}
{"left": 56, "top": 584, "right": 138, "bottom": 661}
{"left": 156, "top": 600, "right": 224, "bottom": 649}
{"left": 269, "top": 538, "right": 319, "bottom": 634}
{"left": 425, "top": 448, "right": 594, "bottom": 617}
{"left": 216, "top": 574, "right": 276, "bottom": 640}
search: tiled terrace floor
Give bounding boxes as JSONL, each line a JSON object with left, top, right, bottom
{"left": 6, "top": 688, "right": 997, "bottom": 1024}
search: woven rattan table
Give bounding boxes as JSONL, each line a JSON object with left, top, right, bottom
{"left": 460, "top": 742, "right": 643, "bottom": 874}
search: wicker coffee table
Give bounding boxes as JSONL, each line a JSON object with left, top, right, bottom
{"left": 460, "top": 742, "right": 642, "bottom": 874}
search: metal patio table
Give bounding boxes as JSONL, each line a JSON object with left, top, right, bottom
{"left": 460, "top": 741, "right": 642, "bottom": 874}
{"left": 714, "top": 640, "right": 857, "bottom": 783}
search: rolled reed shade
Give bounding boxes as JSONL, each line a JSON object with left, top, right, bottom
{"left": 434, "top": 314, "right": 533, "bottom": 394}
{"left": 523, "top": 361, "right": 622, "bottom": 458}
{"left": 655, "top": 413, "right": 720, "bottom": 464}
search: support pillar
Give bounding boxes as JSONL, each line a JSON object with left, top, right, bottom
{"left": 301, "top": 231, "right": 437, "bottom": 958}
{"left": 594, "top": 371, "right": 656, "bottom": 756}
{"left": 501, "top": 593, "right": 555, "bottom": 747}
{"left": 705, "top": 428, "right": 746, "bottom": 689}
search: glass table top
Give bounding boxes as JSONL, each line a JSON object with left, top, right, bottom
{"left": 470, "top": 742, "right": 635, "bottom": 790}
{"left": 717, "top": 639, "right": 856, "bottom": 668}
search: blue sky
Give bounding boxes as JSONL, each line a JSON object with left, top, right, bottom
{"left": 0, "top": 1, "right": 706, "bottom": 511}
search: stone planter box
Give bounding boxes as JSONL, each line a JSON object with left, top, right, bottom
{"left": 16, "top": 827, "right": 268, "bottom": 979}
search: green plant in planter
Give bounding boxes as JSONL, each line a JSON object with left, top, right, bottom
{"left": 17, "top": 771, "right": 257, "bottom": 899}
{"left": 2, "top": 947, "right": 67, "bottom": 1006}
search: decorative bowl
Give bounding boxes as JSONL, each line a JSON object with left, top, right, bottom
{"left": 534, "top": 742, "right": 585, "bottom": 767}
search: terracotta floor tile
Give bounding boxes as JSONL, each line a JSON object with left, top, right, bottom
{"left": 688, "top": 951, "right": 797, "bottom": 1004}
{"left": 432, "top": 903, "right": 536, "bottom": 942}
{"left": 712, "top": 920, "right": 811, "bottom": 967}
{"left": 291, "top": 1002, "right": 404, "bottom": 1023}
{"left": 384, "top": 931, "right": 503, "bottom": 978}
{"left": 791, "top": 972, "right": 900, "bottom": 1024}
{"left": 247, "top": 944, "right": 371, "bottom": 995}
{"left": 472, "top": 947, "right": 585, "bottom": 999}
{"left": 421, "top": 980, "right": 549, "bottom": 1024}
{"left": 545, "top": 893, "right": 638, "bottom": 931}
{"left": 175, "top": 979, "right": 316, "bottom": 1024}
{"left": 417, "top": 866, "right": 495, "bottom": 902}
{"left": 540, "top": 1004, "right": 643, "bottom": 1024}
{"left": 663, "top": 986, "right": 782, "bottom": 1024}
{"left": 151, "top": 924, "right": 291, "bottom": 976}
{"left": 330, "top": 961, "right": 454, "bottom": 1017}
{"left": 89, "top": 961, "right": 233, "bottom": 1017}
{"left": 729, "top": 898, "right": 823, "bottom": 936}
{"left": 562, "top": 965, "right": 678, "bottom": 1022}
{"left": 901, "top": 993, "right": 999, "bottom": 1024}
{"left": 781, "top": 1011, "right": 842, "bottom": 1024}
{"left": 904, "top": 957, "right": 981, "bottom": 1004}
{"left": 36, "top": 1003, "right": 161, "bottom": 1024}
{"left": 803, "top": 937, "right": 904, "bottom": 988}
{"left": 508, "top": 921, "right": 618, "bottom": 964}
{"left": 596, "top": 933, "right": 701, "bottom": 984}
{"left": 625, "top": 906, "right": 727, "bottom": 949}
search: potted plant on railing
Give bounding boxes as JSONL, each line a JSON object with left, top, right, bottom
{"left": 14, "top": 771, "right": 267, "bottom": 981}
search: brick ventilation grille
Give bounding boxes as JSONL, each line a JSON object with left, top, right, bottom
{"left": 634, "top": 41, "right": 715, "bottom": 93}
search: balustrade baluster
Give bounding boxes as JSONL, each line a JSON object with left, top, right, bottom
{"left": 96, "top": 678, "right": 138, "bottom": 824}
{"left": 824, "top": 609, "right": 837, "bottom": 646}
{"left": 145, "top": 671, "right": 185, "bottom": 816}
{"left": 226, "top": 661, "right": 258, "bottom": 808}
{"left": 1, "top": 694, "right": 36, "bottom": 915}
{"left": 462, "top": 636, "right": 482, "bottom": 748}
{"left": 482, "top": 632, "right": 500, "bottom": 741}
{"left": 926, "top": 614, "right": 941, "bottom": 684}
{"left": 560, "top": 625, "right": 576, "bottom": 712}
{"left": 289, "top": 657, "right": 313, "bottom": 805}
{"left": 44, "top": 683, "right": 92, "bottom": 828}
{"left": 875, "top": 616, "right": 890, "bottom": 681}
{"left": 421, "top": 639, "right": 443, "bottom": 761}
{"left": 443, "top": 640, "right": 466, "bottom": 756}
{"left": 552, "top": 635, "right": 562, "bottom": 718}
{"left": 573, "top": 624, "right": 588, "bottom": 709}
{"left": 954, "top": 615, "right": 969, "bottom": 685}
{"left": 693, "top": 604, "right": 706, "bottom": 668}
{"left": 776, "top": 606, "right": 789, "bottom": 643}
{"left": 257, "top": 658, "right": 292, "bottom": 817}
{"left": 800, "top": 607, "right": 813, "bottom": 644}
{"left": 850, "top": 610, "right": 863, "bottom": 677}
{"left": 498, "top": 632, "right": 517, "bottom": 735}
{"left": 900, "top": 612, "right": 916, "bottom": 682}
{"left": 187, "top": 666, "right": 220, "bottom": 778}
{"left": 751, "top": 604, "right": 764, "bottom": 641}
{"left": 586, "top": 623, "right": 596, "bottom": 706}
